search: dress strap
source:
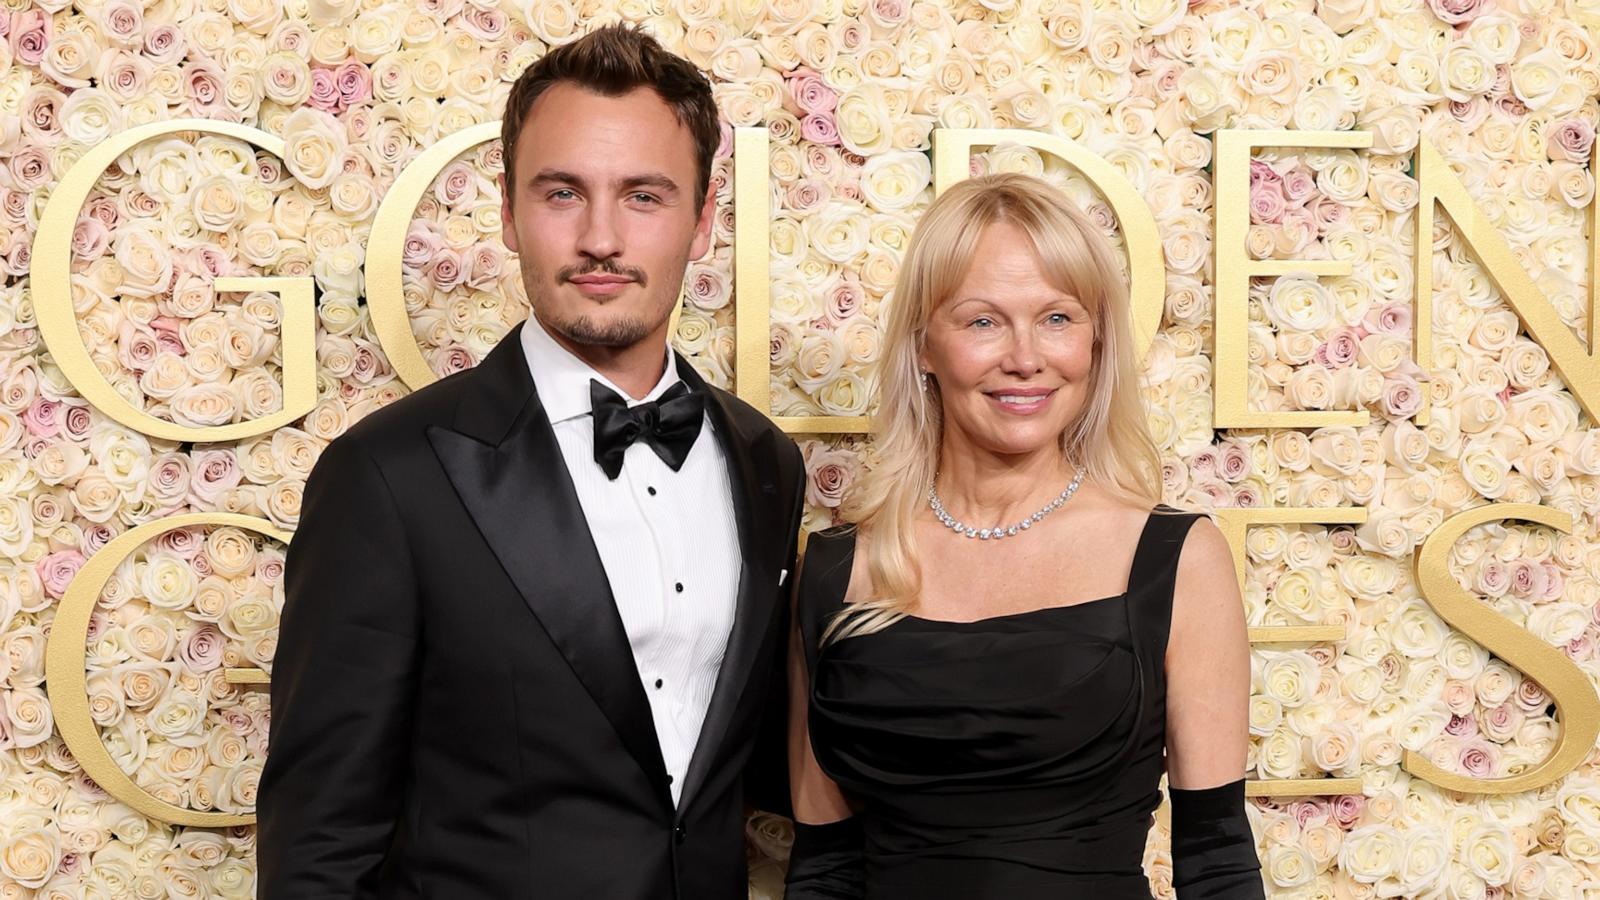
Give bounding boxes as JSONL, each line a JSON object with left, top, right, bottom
{"left": 796, "top": 526, "right": 858, "bottom": 678}
{"left": 1126, "top": 506, "right": 1204, "bottom": 661}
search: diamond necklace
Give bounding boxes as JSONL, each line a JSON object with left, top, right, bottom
{"left": 928, "top": 468, "right": 1085, "bottom": 541}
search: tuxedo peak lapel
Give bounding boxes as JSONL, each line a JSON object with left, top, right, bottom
{"left": 427, "top": 323, "right": 670, "bottom": 798}
{"left": 675, "top": 358, "right": 783, "bottom": 811}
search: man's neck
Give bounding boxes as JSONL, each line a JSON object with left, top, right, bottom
{"left": 535, "top": 315, "right": 671, "bottom": 401}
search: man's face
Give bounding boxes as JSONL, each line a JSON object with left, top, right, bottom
{"left": 500, "top": 83, "right": 714, "bottom": 353}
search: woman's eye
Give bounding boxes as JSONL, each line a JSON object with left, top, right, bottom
{"left": 1047, "top": 313, "right": 1071, "bottom": 325}
{"left": 970, "top": 317, "right": 995, "bottom": 328}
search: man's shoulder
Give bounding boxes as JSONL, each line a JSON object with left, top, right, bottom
{"left": 704, "top": 383, "right": 801, "bottom": 464}
{"left": 322, "top": 365, "right": 491, "bottom": 464}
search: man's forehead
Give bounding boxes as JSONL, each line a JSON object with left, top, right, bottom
{"left": 516, "top": 86, "right": 698, "bottom": 172}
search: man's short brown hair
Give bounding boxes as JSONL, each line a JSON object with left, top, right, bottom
{"left": 501, "top": 23, "right": 721, "bottom": 209}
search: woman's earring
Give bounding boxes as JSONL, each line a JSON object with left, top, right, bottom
{"left": 920, "top": 370, "right": 930, "bottom": 390}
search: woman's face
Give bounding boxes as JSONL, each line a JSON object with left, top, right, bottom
{"left": 919, "top": 221, "right": 1097, "bottom": 461}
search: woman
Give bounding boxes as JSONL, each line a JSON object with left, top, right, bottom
{"left": 784, "top": 173, "right": 1262, "bottom": 899}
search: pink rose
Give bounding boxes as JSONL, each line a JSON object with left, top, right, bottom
{"left": 178, "top": 624, "right": 226, "bottom": 673}
{"left": 458, "top": 6, "right": 506, "bottom": 42}
{"left": 1541, "top": 563, "right": 1564, "bottom": 601}
{"left": 115, "top": 322, "right": 160, "bottom": 373}
{"left": 71, "top": 216, "right": 110, "bottom": 261}
{"left": 1444, "top": 713, "right": 1476, "bottom": 737}
{"left": 825, "top": 275, "right": 863, "bottom": 325}
{"left": 429, "top": 345, "right": 476, "bottom": 377}
{"left": 184, "top": 60, "right": 226, "bottom": 113}
{"left": 786, "top": 178, "right": 829, "bottom": 214}
{"left": 1189, "top": 447, "right": 1219, "bottom": 479}
{"left": 800, "top": 112, "right": 840, "bottom": 146}
{"left": 61, "top": 403, "right": 92, "bottom": 441}
{"left": 1218, "top": 442, "right": 1250, "bottom": 483}
{"left": 8, "top": 145, "right": 51, "bottom": 192}
{"left": 686, "top": 265, "right": 730, "bottom": 312}
{"left": 866, "top": 0, "right": 909, "bottom": 30}
{"left": 402, "top": 223, "right": 443, "bottom": 272}
{"left": 2, "top": 239, "right": 30, "bottom": 279}
{"left": 1249, "top": 178, "right": 1286, "bottom": 224}
{"left": 1318, "top": 328, "right": 1361, "bottom": 369}
{"left": 256, "top": 548, "right": 285, "bottom": 584}
{"left": 143, "top": 24, "right": 184, "bottom": 65}
{"left": 434, "top": 160, "right": 478, "bottom": 205}
{"left": 1458, "top": 740, "right": 1498, "bottom": 777}
{"left": 308, "top": 68, "right": 340, "bottom": 112}
{"left": 10, "top": 10, "right": 50, "bottom": 67}
{"left": 1381, "top": 374, "right": 1423, "bottom": 419}
{"left": 1280, "top": 166, "right": 1317, "bottom": 206}
{"left": 36, "top": 550, "right": 85, "bottom": 599}
{"left": 83, "top": 522, "right": 117, "bottom": 555}
{"left": 1, "top": 189, "right": 28, "bottom": 228}
{"left": 466, "top": 242, "right": 506, "bottom": 290}
{"left": 425, "top": 247, "right": 465, "bottom": 292}
{"left": 1305, "top": 195, "right": 1346, "bottom": 233}
{"left": 98, "top": 0, "right": 142, "bottom": 46}
{"left": 1476, "top": 559, "right": 1510, "bottom": 596}
{"left": 1549, "top": 119, "right": 1595, "bottom": 162}
{"left": 23, "top": 397, "right": 60, "bottom": 438}
{"left": 1330, "top": 794, "right": 1364, "bottom": 827}
{"left": 804, "top": 445, "right": 856, "bottom": 509}
{"left": 1508, "top": 559, "right": 1546, "bottom": 599}
{"left": 21, "top": 88, "right": 63, "bottom": 143}
{"left": 155, "top": 525, "right": 206, "bottom": 559}
{"left": 1288, "top": 799, "right": 1329, "bottom": 828}
{"left": 1433, "top": 0, "right": 1491, "bottom": 24}
{"left": 148, "top": 453, "right": 192, "bottom": 502}
{"left": 335, "top": 59, "right": 373, "bottom": 105}
{"left": 787, "top": 69, "right": 837, "bottom": 115}
{"left": 1567, "top": 632, "right": 1595, "bottom": 662}
{"left": 1364, "top": 302, "right": 1411, "bottom": 336}
{"left": 189, "top": 449, "right": 242, "bottom": 507}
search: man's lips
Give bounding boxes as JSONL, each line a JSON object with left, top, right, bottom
{"left": 567, "top": 274, "right": 635, "bottom": 295}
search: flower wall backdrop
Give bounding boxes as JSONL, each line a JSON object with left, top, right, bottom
{"left": 4, "top": 0, "right": 1600, "bottom": 895}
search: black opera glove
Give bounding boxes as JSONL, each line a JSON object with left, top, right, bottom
{"left": 1170, "top": 778, "right": 1265, "bottom": 899}
{"left": 783, "top": 817, "right": 866, "bottom": 900}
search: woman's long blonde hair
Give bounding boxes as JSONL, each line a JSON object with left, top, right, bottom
{"left": 828, "top": 172, "right": 1163, "bottom": 641}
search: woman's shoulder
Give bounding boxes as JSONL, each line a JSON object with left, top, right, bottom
{"left": 798, "top": 525, "right": 860, "bottom": 608}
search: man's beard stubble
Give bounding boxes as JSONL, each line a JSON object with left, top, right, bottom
{"left": 523, "top": 255, "right": 680, "bottom": 349}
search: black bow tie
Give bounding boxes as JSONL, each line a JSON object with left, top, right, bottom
{"left": 590, "top": 379, "right": 705, "bottom": 480}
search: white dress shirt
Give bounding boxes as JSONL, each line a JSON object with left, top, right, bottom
{"left": 520, "top": 317, "right": 741, "bottom": 806}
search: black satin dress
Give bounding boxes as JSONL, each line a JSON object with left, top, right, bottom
{"left": 796, "top": 511, "right": 1205, "bottom": 899}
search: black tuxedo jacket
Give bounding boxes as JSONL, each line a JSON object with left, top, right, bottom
{"left": 258, "top": 322, "right": 805, "bottom": 899}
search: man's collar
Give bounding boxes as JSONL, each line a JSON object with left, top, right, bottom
{"left": 519, "top": 315, "right": 680, "bottom": 424}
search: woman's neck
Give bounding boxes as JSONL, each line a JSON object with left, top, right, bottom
{"left": 932, "top": 436, "right": 1078, "bottom": 526}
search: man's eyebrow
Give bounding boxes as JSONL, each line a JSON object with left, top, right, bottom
{"left": 526, "top": 170, "right": 681, "bottom": 195}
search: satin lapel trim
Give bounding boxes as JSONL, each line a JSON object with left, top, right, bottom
{"left": 676, "top": 362, "right": 782, "bottom": 811}
{"left": 426, "top": 359, "right": 670, "bottom": 799}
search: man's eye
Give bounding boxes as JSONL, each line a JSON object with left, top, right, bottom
{"left": 630, "top": 193, "right": 660, "bottom": 204}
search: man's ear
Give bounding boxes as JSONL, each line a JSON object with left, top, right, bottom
{"left": 687, "top": 187, "right": 716, "bottom": 261}
{"left": 499, "top": 173, "right": 519, "bottom": 254}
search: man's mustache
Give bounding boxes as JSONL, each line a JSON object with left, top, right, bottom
{"left": 557, "top": 260, "right": 648, "bottom": 287}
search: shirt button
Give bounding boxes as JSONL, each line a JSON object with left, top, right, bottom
{"left": 655, "top": 678, "right": 664, "bottom": 689}
{"left": 674, "top": 582, "right": 684, "bottom": 593}
{"left": 674, "top": 824, "right": 687, "bottom": 844}
{"left": 647, "top": 486, "right": 657, "bottom": 496}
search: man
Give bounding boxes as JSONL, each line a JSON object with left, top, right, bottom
{"left": 258, "top": 24, "right": 805, "bottom": 899}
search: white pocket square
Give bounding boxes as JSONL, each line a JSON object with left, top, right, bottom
{"left": 779, "top": 568, "right": 789, "bottom": 586}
